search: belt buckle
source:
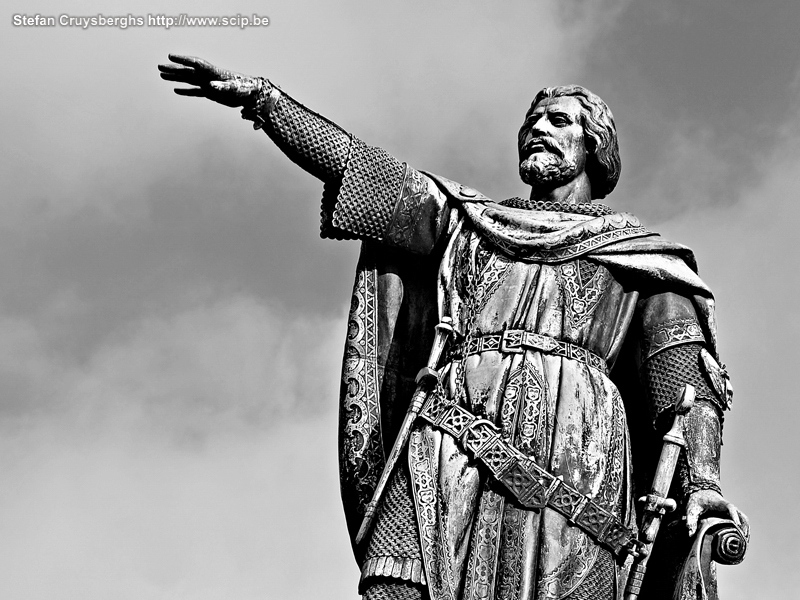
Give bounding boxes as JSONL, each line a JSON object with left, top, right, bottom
{"left": 529, "top": 332, "right": 558, "bottom": 353}
{"left": 500, "top": 330, "right": 524, "bottom": 354}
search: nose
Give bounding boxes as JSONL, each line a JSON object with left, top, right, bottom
{"left": 520, "top": 116, "right": 552, "bottom": 152}
{"left": 529, "top": 113, "right": 556, "bottom": 136}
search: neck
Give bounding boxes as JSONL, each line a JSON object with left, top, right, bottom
{"left": 529, "top": 172, "right": 592, "bottom": 204}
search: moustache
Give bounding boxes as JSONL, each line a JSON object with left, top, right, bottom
{"left": 521, "top": 137, "right": 563, "bottom": 158}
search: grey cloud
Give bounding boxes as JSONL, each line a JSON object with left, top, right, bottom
{"left": 580, "top": 0, "right": 800, "bottom": 219}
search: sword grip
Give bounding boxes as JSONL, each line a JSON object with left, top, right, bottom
{"left": 623, "top": 558, "right": 648, "bottom": 600}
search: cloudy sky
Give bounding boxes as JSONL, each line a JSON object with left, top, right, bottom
{"left": 2, "top": 0, "right": 799, "bottom": 598}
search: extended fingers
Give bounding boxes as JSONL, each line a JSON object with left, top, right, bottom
{"left": 174, "top": 87, "right": 208, "bottom": 97}
{"left": 158, "top": 65, "right": 202, "bottom": 84}
{"left": 168, "top": 54, "right": 211, "bottom": 70}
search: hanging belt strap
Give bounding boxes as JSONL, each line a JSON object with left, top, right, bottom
{"left": 450, "top": 329, "right": 609, "bottom": 376}
{"left": 418, "top": 392, "right": 639, "bottom": 557}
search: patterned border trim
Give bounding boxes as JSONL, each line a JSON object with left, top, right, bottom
{"left": 409, "top": 430, "right": 457, "bottom": 600}
{"left": 463, "top": 487, "right": 505, "bottom": 600}
{"left": 360, "top": 556, "right": 427, "bottom": 586}
{"left": 495, "top": 223, "right": 651, "bottom": 263}
{"left": 641, "top": 317, "right": 705, "bottom": 360}
{"left": 339, "top": 247, "right": 385, "bottom": 530}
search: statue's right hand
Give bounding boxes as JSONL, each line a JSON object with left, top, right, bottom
{"left": 158, "top": 54, "right": 260, "bottom": 108}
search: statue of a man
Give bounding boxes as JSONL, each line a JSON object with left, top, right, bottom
{"left": 159, "top": 55, "right": 748, "bottom": 600}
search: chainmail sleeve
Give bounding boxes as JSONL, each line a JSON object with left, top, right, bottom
{"left": 245, "top": 80, "right": 447, "bottom": 244}
{"left": 257, "top": 83, "right": 350, "bottom": 181}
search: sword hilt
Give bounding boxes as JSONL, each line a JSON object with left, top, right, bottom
{"left": 624, "top": 384, "right": 696, "bottom": 600}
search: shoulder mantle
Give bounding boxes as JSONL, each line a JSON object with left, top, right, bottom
{"left": 422, "top": 172, "right": 492, "bottom": 203}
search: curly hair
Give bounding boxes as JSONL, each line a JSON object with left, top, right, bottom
{"left": 522, "top": 86, "right": 621, "bottom": 199}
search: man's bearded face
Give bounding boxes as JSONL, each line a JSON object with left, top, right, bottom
{"left": 518, "top": 96, "right": 588, "bottom": 194}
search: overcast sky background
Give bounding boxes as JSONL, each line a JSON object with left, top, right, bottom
{"left": 2, "top": 1, "right": 799, "bottom": 598}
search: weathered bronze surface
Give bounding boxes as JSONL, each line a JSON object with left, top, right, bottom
{"left": 159, "top": 55, "right": 749, "bottom": 600}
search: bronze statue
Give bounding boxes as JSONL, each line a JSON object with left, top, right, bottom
{"left": 159, "top": 55, "right": 749, "bottom": 600}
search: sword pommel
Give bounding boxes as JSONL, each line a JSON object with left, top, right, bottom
{"left": 675, "top": 383, "right": 695, "bottom": 414}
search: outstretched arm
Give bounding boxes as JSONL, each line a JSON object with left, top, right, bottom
{"left": 158, "top": 55, "right": 452, "bottom": 251}
{"left": 158, "top": 54, "right": 349, "bottom": 182}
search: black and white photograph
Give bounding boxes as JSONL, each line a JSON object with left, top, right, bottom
{"left": 3, "top": 1, "right": 797, "bottom": 598}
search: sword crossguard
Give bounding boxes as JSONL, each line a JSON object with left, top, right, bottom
{"left": 434, "top": 317, "right": 454, "bottom": 338}
{"left": 638, "top": 493, "right": 677, "bottom": 515}
{"left": 415, "top": 367, "right": 440, "bottom": 385}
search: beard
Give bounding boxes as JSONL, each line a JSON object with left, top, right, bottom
{"left": 519, "top": 152, "right": 580, "bottom": 195}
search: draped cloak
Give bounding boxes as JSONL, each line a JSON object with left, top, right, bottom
{"left": 335, "top": 172, "right": 718, "bottom": 600}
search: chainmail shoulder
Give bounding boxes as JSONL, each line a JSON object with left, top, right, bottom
{"left": 500, "top": 197, "right": 616, "bottom": 216}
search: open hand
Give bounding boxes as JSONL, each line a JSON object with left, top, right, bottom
{"left": 685, "top": 489, "right": 749, "bottom": 538}
{"left": 158, "top": 54, "right": 260, "bottom": 108}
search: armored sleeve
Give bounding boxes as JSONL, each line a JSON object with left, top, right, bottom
{"left": 637, "top": 291, "right": 732, "bottom": 499}
{"left": 246, "top": 80, "right": 450, "bottom": 250}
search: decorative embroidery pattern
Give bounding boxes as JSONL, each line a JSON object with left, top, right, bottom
{"left": 472, "top": 244, "right": 513, "bottom": 318}
{"left": 596, "top": 390, "right": 626, "bottom": 513}
{"left": 387, "top": 167, "right": 429, "bottom": 248}
{"left": 496, "top": 506, "right": 526, "bottom": 599}
{"left": 538, "top": 533, "right": 599, "bottom": 600}
{"left": 409, "top": 430, "right": 457, "bottom": 600}
{"left": 641, "top": 317, "right": 705, "bottom": 360}
{"left": 559, "top": 260, "right": 609, "bottom": 333}
{"left": 339, "top": 248, "right": 385, "bottom": 521}
{"left": 464, "top": 486, "right": 505, "bottom": 600}
{"left": 503, "top": 362, "right": 547, "bottom": 458}
{"left": 451, "top": 229, "right": 513, "bottom": 337}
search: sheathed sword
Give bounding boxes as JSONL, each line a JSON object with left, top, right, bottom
{"left": 355, "top": 317, "right": 454, "bottom": 546}
{"left": 624, "top": 384, "right": 696, "bottom": 600}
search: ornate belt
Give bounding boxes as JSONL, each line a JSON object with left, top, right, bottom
{"left": 418, "top": 392, "right": 637, "bottom": 557}
{"left": 450, "top": 329, "right": 609, "bottom": 376}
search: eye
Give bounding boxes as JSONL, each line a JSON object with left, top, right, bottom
{"left": 526, "top": 113, "right": 545, "bottom": 127}
{"left": 550, "top": 115, "right": 569, "bottom": 127}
